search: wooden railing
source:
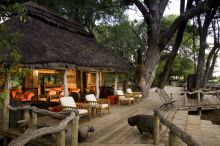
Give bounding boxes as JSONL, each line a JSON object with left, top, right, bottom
{"left": 153, "top": 102, "right": 201, "bottom": 146}
{"left": 6, "top": 105, "right": 79, "bottom": 146}
{"left": 184, "top": 90, "right": 220, "bottom": 106}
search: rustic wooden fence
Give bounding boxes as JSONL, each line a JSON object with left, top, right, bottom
{"left": 4, "top": 105, "right": 79, "bottom": 146}
{"left": 184, "top": 90, "right": 220, "bottom": 106}
{"left": 153, "top": 102, "right": 201, "bottom": 146}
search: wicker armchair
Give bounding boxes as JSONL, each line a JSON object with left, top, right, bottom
{"left": 126, "top": 88, "right": 142, "bottom": 103}
{"left": 60, "top": 96, "right": 91, "bottom": 121}
{"left": 116, "top": 90, "right": 134, "bottom": 106}
{"left": 85, "top": 94, "right": 110, "bottom": 116}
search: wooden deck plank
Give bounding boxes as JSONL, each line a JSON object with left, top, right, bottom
{"left": 2, "top": 86, "right": 220, "bottom": 146}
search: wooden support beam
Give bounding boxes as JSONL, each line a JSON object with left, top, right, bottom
{"left": 153, "top": 112, "right": 160, "bottom": 145}
{"left": 71, "top": 115, "right": 79, "bottom": 146}
{"left": 114, "top": 73, "right": 118, "bottom": 95}
{"left": 3, "top": 68, "right": 10, "bottom": 130}
{"left": 64, "top": 70, "right": 68, "bottom": 97}
{"left": 95, "top": 71, "right": 100, "bottom": 99}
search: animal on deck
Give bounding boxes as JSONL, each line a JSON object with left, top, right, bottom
{"left": 128, "top": 115, "right": 161, "bottom": 135}
{"left": 78, "top": 126, "right": 95, "bottom": 142}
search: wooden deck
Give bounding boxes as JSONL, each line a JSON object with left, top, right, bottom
{"left": 36, "top": 87, "right": 179, "bottom": 146}
{"left": 2, "top": 86, "right": 220, "bottom": 146}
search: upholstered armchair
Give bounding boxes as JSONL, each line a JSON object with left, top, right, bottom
{"left": 60, "top": 96, "right": 90, "bottom": 121}
{"left": 85, "top": 94, "right": 110, "bottom": 116}
{"left": 116, "top": 90, "right": 134, "bottom": 106}
{"left": 126, "top": 88, "right": 142, "bottom": 103}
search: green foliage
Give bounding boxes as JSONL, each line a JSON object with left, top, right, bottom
{"left": 32, "top": 0, "right": 127, "bottom": 32}
{"left": 94, "top": 20, "right": 147, "bottom": 62}
{"left": 153, "top": 52, "right": 194, "bottom": 86}
{"left": 0, "top": 24, "right": 22, "bottom": 67}
{"left": 0, "top": 3, "right": 25, "bottom": 68}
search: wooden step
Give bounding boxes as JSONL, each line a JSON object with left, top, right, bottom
{"left": 200, "top": 119, "right": 220, "bottom": 146}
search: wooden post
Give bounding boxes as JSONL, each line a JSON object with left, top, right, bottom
{"left": 3, "top": 138, "right": 8, "bottom": 146}
{"left": 198, "top": 107, "right": 202, "bottom": 116}
{"left": 3, "top": 68, "right": 10, "bottom": 130}
{"left": 31, "top": 111, "right": 37, "bottom": 129}
{"left": 71, "top": 115, "right": 79, "bottom": 146}
{"left": 184, "top": 92, "right": 188, "bottom": 106}
{"left": 197, "top": 92, "right": 201, "bottom": 105}
{"left": 64, "top": 70, "right": 68, "bottom": 97}
{"left": 153, "top": 112, "right": 160, "bottom": 145}
{"left": 95, "top": 71, "right": 100, "bottom": 99}
{"left": 217, "top": 91, "right": 219, "bottom": 98}
{"left": 24, "top": 110, "right": 30, "bottom": 121}
{"left": 169, "top": 131, "right": 179, "bottom": 146}
{"left": 114, "top": 73, "right": 118, "bottom": 95}
{"left": 80, "top": 70, "right": 83, "bottom": 92}
{"left": 57, "top": 130, "right": 65, "bottom": 146}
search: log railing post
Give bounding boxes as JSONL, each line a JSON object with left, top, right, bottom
{"left": 217, "top": 91, "right": 219, "bottom": 98}
{"left": 31, "top": 111, "right": 37, "bottom": 129}
{"left": 153, "top": 112, "right": 160, "bottom": 145}
{"left": 169, "top": 130, "right": 179, "bottom": 146}
{"left": 24, "top": 109, "right": 30, "bottom": 121}
{"left": 184, "top": 92, "right": 188, "bottom": 106}
{"left": 57, "top": 130, "right": 65, "bottom": 146}
{"left": 71, "top": 115, "right": 79, "bottom": 146}
{"left": 197, "top": 92, "right": 201, "bottom": 105}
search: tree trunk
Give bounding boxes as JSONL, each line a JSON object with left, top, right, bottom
{"left": 207, "top": 48, "right": 220, "bottom": 81}
{"left": 195, "top": 9, "right": 216, "bottom": 89}
{"left": 139, "top": 45, "right": 161, "bottom": 98}
{"left": 203, "top": 45, "right": 218, "bottom": 86}
{"left": 159, "top": 23, "right": 187, "bottom": 89}
{"left": 139, "top": 1, "right": 161, "bottom": 98}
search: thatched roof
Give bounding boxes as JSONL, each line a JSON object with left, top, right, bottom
{"left": 3, "top": 2, "right": 133, "bottom": 72}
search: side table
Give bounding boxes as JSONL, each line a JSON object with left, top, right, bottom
{"left": 107, "top": 95, "right": 118, "bottom": 105}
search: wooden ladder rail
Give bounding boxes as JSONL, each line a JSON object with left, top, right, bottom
{"left": 2, "top": 105, "right": 79, "bottom": 146}
{"left": 153, "top": 102, "right": 201, "bottom": 146}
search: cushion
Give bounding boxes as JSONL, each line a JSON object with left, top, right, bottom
{"left": 116, "top": 90, "right": 124, "bottom": 96}
{"left": 48, "top": 90, "right": 56, "bottom": 96}
{"left": 78, "top": 109, "right": 88, "bottom": 115}
{"left": 60, "top": 96, "right": 76, "bottom": 107}
{"left": 119, "top": 96, "right": 134, "bottom": 101}
{"left": 101, "top": 104, "right": 109, "bottom": 109}
{"left": 126, "top": 88, "right": 132, "bottom": 94}
{"left": 25, "top": 92, "right": 35, "bottom": 100}
{"left": 85, "top": 94, "right": 97, "bottom": 102}
{"left": 50, "top": 99, "right": 60, "bottom": 103}
{"left": 38, "top": 98, "right": 47, "bottom": 102}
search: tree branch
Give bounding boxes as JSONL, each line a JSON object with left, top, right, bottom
{"left": 159, "top": 0, "right": 169, "bottom": 16}
{"left": 163, "top": 0, "right": 219, "bottom": 47}
{"left": 131, "top": 0, "right": 151, "bottom": 25}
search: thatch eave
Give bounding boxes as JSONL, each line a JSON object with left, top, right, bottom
{"left": 1, "top": 2, "right": 134, "bottom": 73}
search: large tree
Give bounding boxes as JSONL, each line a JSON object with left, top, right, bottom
{"left": 125, "top": 0, "right": 220, "bottom": 97}
{"left": 195, "top": 6, "right": 217, "bottom": 88}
